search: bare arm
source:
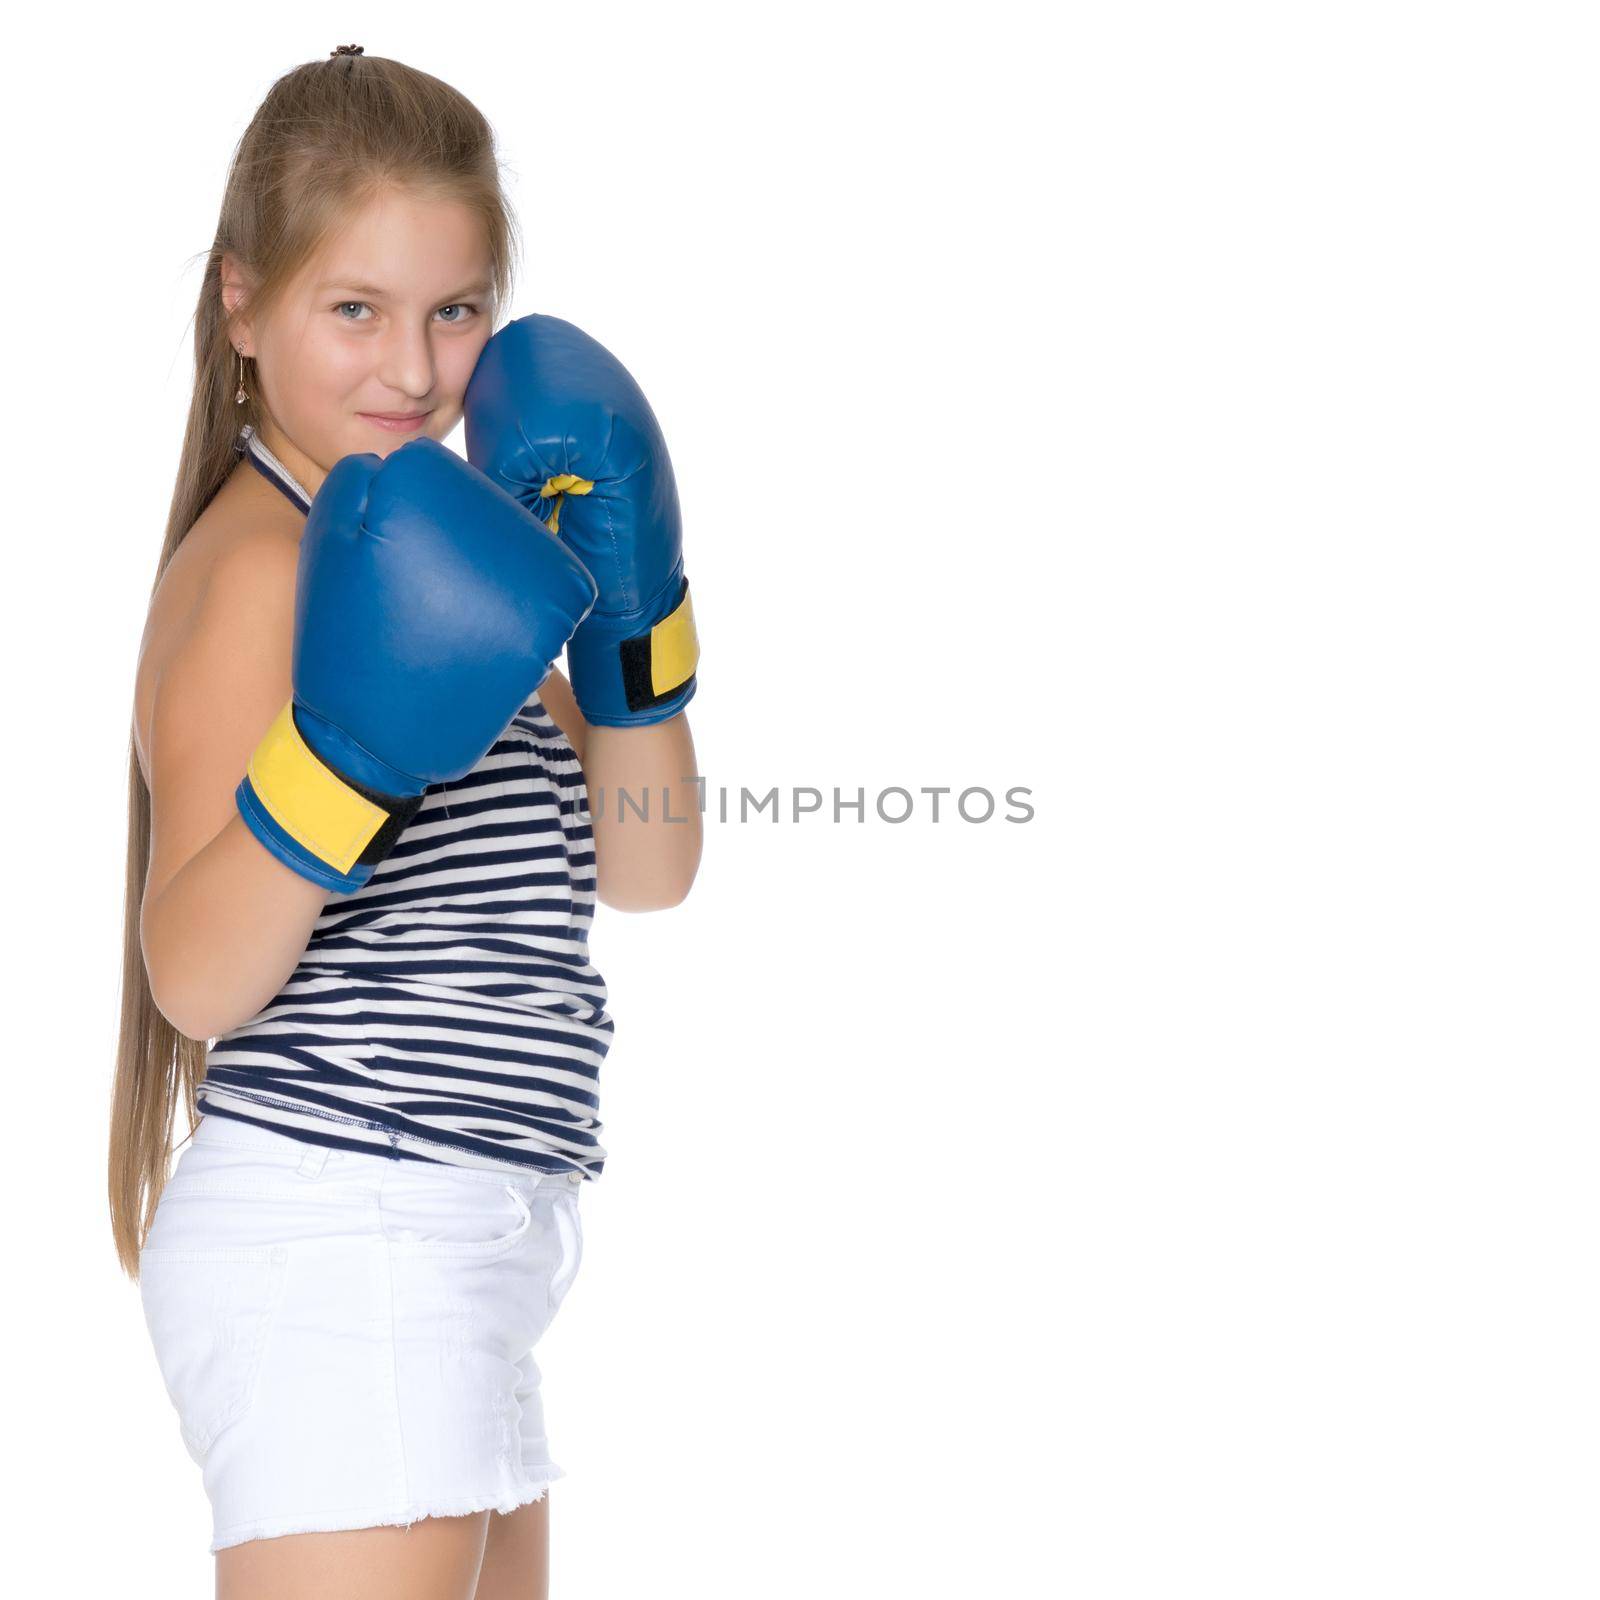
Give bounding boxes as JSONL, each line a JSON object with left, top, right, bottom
{"left": 139, "top": 537, "right": 331, "bottom": 1040}
{"left": 589, "top": 718, "right": 703, "bottom": 913}
{"left": 536, "top": 666, "right": 701, "bottom": 911}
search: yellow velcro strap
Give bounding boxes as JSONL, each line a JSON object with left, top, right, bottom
{"left": 245, "top": 701, "right": 390, "bottom": 875}
{"left": 650, "top": 584, "right": 699, "bottom": 696}
{"left": 539, "top": 473, "right": 594, "bottom": 535}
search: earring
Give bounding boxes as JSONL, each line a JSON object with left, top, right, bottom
{"left": 234, "top": 343, "right": 248, "bottom": 405}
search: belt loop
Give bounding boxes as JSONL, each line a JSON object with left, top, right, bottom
{"left": 298, "top": 1145, "right": 332, "bottom": 1177}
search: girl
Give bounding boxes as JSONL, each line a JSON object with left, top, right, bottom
{"left": 110, "top": 45, "right": 702, "bottom": 1599}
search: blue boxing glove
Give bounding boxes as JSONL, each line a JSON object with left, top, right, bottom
{"left": 463, "top": 314, "right": 699, "bottom": 727}
{"left": 235, "top": 436, "right": 598, "bottom": 894}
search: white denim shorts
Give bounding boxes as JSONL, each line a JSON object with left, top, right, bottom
{"left": 137, "top": 1111, "right": 585, "bottom": 1555}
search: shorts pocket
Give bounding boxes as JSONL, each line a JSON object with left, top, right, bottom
{"left": 379, "top": 1177, "right": 533, "bottom": 1258}
{"left": 138, "top": 1244, "right": 289, "bottom": 1464}
{"left": 545, "top": 1189, "right": 584, "bottom": 1319}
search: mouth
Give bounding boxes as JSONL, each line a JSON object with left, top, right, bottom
{"left": 358, "top": 410, "right": 433, "bottom": 433}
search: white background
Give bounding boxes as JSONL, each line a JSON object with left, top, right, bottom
{"left": 4, "top": 1, "right": 1597, "bottom": 1594}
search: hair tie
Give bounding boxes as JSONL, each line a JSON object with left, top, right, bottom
{"left": 331, "top": 43, "right": 364, "bottom": 57}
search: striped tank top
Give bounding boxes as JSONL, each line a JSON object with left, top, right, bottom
{"left": 195, "top": 425, "right": 612, "bottom": 1182}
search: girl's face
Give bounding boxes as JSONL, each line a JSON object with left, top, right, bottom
{"left": 227, "top": 187, "right": 495, "bottom": 491}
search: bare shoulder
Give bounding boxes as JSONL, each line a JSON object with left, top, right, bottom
{"left": 132, "top": 491, "right": 300, "bottom": 791}
{"left": 538, "top": 663, "right": 589, "bottom": 763}
{"left": 137, "top": 517, "right": 302, "bottom": 907}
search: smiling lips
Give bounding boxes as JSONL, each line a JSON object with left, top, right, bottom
{"left": 360, "top": 410, "right": 432, "bottom": 432}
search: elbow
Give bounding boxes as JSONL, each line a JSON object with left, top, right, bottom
{"left": 596, "top": 872, "right": 696, "bottom": 913}
{"left": 140, "top": 927, "right": 224, "bottom": 1043}
{"left": 593, "top": 837, "right": 701, "bottom": 912}
{"left": 596, "top": 886, "right": 689, "bottom": 913}
{"left": 146, "top": 956, "right": 246, "bottom": 1041}
{"left": 145, "top": 969, "right": 220, "bottom": 1043}
{"left": 140, "top": 935, "right": 202, "bottom": 1042}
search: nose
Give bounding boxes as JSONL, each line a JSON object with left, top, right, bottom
{"left": 376, "top": 322, "right": 439, "bottom": 403}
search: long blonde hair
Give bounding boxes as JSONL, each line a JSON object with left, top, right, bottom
{"left": 110, "top": 47, "right": 519, "bottom": 1281}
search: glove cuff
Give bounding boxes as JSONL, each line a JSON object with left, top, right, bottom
{"left": 568, "top": 571, "right": 699, "bottom": 727}
{"left": 235, "top": 700, "right": 426, "bottom": 893}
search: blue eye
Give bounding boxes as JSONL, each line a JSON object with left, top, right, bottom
{"left": 332, "top": 301, "right": 478, "bottom": 323}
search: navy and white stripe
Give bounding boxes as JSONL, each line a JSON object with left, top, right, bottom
{"left": 196, "top": 427, "right": 612, "bottom": 1181}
